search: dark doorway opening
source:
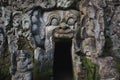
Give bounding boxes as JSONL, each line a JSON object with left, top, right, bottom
{"left": 53, "top": 40, "right": 73, "bottom": 80}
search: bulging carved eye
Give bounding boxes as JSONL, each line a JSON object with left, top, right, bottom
{"left": 51, "top": 18, "right": 59, "bottom": 26}
{"left": 67, "top": 18, "right": 75, "bottom": 26}
{"left": 47, "top": 13, "right": 60, "bottom": 26}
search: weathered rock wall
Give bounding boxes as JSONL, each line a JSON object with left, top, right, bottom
{"left": 0, "top": 0, "right": 120, "bottom": 80}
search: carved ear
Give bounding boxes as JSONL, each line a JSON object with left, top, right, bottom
{"left": 81, "top": 27, "right": 86, "bottom": 39}
{"left": 80, "top": 16, "right": 87, "bottom": 39}
{"left": 30, "top": 9, "right": 45, "bottom": 49}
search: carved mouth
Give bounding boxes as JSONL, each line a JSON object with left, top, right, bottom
{"left": 55, "top": 29, "right": 73, "bottom": 34}
{"left": 53, "top": 40, "right": 73, "bottom": 80}
{"left": 54, "top": 29, "right": 74, "bottom": 39}
{"left": 54, "top": 32, "right": 74, "bottom": 39}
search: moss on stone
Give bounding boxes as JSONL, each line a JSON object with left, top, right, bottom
{"left": 0, "top": 47, "right": 11, "bottom": 80}
{"left": 33, "top": 59, "right": 53, "bottom": 80}
{"left": 81, "top": 56, "right": 99, "bottom": 80}
{"left": 114, "top": 57, "right": 120, "bottom": 75}
{"left": 33, "top": 59, "right": 39, "bottom": 80}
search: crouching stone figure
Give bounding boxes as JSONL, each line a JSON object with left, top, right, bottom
{"left": 10, "top": 50, "right": 33, "bottom": 80}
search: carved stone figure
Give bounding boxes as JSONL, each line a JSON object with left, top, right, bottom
{"left": 80, "top": 0, "right": 105, "bottom": 62}
{"left": 43, "top": 10, "right": 80, "bottom": 39}
{"left": 8, "top": 10, "right": 34, "bottom": 80}
{"left": 30, "top": 8, "right": 81, "bottom": 79}
{"left": 11, "top": 50, "right": 33, "bottom": 80}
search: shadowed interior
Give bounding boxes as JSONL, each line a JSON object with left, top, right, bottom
{"left": 53, "top": 40, "right": 73, "bottom": 80}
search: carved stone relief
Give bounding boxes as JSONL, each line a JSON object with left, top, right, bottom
{"left": 0, "top": 0, "right": 120, "bottom": 80}
{"left": 30, "top": 9, "right": 81, "bottom": 79}
{"left": 11, "top": 50, "right": 33, "bottom": 80}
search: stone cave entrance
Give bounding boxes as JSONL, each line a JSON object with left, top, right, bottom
{"left": 53, "top": 40, "right": 73, "bottom": 80}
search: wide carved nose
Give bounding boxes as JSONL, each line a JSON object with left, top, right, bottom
{"left": 59, "top": 23, "right": 69, "bottom": 30}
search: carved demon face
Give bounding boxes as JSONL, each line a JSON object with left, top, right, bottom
{"left": 43, "top": 10, "right": 80, "bottom": 39}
